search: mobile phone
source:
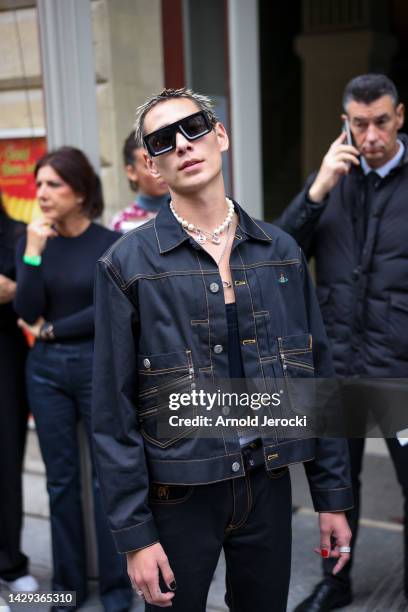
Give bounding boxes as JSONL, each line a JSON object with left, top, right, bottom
{"left": 343, "top": 118, "right": 353, "bottom": 146}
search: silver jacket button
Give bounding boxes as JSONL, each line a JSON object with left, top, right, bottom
{"left": 213, "top": 344, "right": 223, "bottom": 354}
{"left": 143, "top": 358, "right": 151, "bottom": 369}
{"left": 232, "top": 462, "right": 240, "bottom": 472}
{"left": 209, "top": 282, "right": 219, "bottom": 293}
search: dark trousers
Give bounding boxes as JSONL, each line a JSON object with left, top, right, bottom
{"left": 324, "top": 437, "right": 408, "bottom": 595}
{"left": 0, "top": 331, "right": 29, "bottom": 581}
{"left": 26, "top": 341, "right": 132, "bottom": 612}
{"left": 146, "top": 449, "right": 292, "bottom": 612}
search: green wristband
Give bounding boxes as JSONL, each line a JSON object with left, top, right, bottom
{"left": 23, "top": 254, "right": 42, "bottom": 266}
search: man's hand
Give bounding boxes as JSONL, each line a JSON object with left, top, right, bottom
{"left": 315, "top": 511, "right": 352, "bottom": 575}
{"left": 0, "top": 274, "right": 16, "bottom": 304}
{"left": 127, "top": 542, "right": 176, "bottom": 607}
{"left": 308, "top": 132, "right": 360, "bottom": 203}
{"left": 25, "top": 218, "right": 58, "bottom": 257}
{"left": 17, "top": 317, "right": 45, "bottom": 338}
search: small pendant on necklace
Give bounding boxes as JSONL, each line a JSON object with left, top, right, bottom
{"left": 222, "top": 280, "right": 232, "bottom": 288}
{"left": 211, "top": 234, "right": 221, "bottom": 245}
{"left": 196, "top": 231, "right": 206, "bottom": 244}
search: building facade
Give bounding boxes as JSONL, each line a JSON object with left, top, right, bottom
{"left": 1, "top": 0, "right": 407, "bottom": 223}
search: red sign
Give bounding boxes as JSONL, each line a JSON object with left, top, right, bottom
{"left": 0, "top": 137, "right": 46, "bottom": 223}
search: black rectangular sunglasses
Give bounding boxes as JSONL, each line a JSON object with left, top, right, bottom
{"left": 143, "top": 111, "right": 213, "bottom": 157}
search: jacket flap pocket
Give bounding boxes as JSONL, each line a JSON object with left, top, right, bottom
{"left": 278, "top": 333, "right": 312, "bottom": 354}
{"left": 138, "top": 350, "right": 192, "bottom": 374}
{"left": 138, "top": 349, "right": 194, "bottom": 397}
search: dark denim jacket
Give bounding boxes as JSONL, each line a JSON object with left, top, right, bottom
{"left": 92, "top": 202, "right": 352, "bottom": 553}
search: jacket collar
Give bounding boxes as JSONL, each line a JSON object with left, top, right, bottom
{"left": 236, "top": 201, "right": 273, "bottom": 242}
{"left": 398, "top": 132, "right": 408, "bottom": 166}
{"left": 154, "top": 198, "right": 272, "bottom": 254}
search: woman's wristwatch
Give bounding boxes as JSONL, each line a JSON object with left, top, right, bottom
{"left": 39, "top": 321, "right": 55, "bottom": 341}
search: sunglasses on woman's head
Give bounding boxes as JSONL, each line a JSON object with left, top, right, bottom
{"left": 143, "top": 111, "right": 213, "bottom": 157}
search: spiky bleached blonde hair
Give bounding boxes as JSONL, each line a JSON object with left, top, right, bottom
{"left": 134, "top": 87, "right": 219, "bottom": 150}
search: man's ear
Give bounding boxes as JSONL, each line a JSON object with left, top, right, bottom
{"left": 145, "top": 151, "right": 162, "bottom": 179}
{"left": 215, "top": 122, "right": 229, "bottom": 153}
{"left": 396, "top": 103, "right": 405, "bottom": 129}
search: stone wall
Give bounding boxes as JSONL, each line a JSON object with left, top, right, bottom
{"left": 0, "top": 3, "right": 43, "bottom": 136}
{"left": 92, "top": 0, "right": 164, "bottom": 222}
{"left": 0, "top": 0, "right": 164, "bottom": 223}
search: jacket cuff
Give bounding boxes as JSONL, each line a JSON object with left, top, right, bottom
{"left": 304, "top": 190, "right": 329, "bottom": 208}
{"left": 310, "top": 486, "right": 354, "bottom": 513}
{"left": 112, "top": 516, "right": 160, "bottom": 554}
{"left": 293, "top": 189, "right": 328, "bottom": 231}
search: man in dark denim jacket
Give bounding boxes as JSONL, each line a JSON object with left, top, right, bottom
{"left": 92, "top": 88, "right": 352, "bottom": 611}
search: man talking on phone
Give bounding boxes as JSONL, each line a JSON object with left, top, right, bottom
{"left": 277, "top": 73, "right": 408, "bottom": 610}
{"left": 92, "top": 87, "right": 353, "bottom": 611}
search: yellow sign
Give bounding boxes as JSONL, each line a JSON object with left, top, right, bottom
{"left": 0, "top": 137, "right": 46, "bottom": 223}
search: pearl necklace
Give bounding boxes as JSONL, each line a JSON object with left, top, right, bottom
{"left": 170, "top": 198, "right": 234, "bottom": 244}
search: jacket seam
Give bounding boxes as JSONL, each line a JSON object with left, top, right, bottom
{"left": 236, "top": 245, "right": 268, "bottom": 394}
{"left": 232, "top": 259, "right": 301, "bottom": 270}
{"left": 102, "top": 221, "right": 155, "bottom": 261}
{"left": 249, "top": 218, "right": 273, "bottom": 241}
{"left": 146, "top": 474, "right": 245, "bottom": 486}
{"left": 104, "top": 261, "right": 302, "bottom": 291}
{"left": 316, "top": 505, "right": 354, "bottom": 512}
{"left": 121, "top": 540, "right": 160, "bottom": 554}
{"left": 194, "top": 250, "right": 222, "bottom": 449}
{"left": 310, "top": 486, "right": 351, "bottom": 492}
{"left": 150, "top": 453, "right": 243, "bottom": 463}
{"left": 280, "top": 455, "right": 315, "bottom": 468}
{"left": 101, "top": 258, "right": 126, "bottom": 289}
{"left": 123, "top": 269, "right": 217, "bottom": 289}
{"left": 112, "top": 515, "right": 155, "bottom": 533}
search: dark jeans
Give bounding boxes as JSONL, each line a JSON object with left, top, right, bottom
{"left": 26, "top": 341, "right": 132, "bottom": 612}
{"left": 145, "top": 446, "right": 292, "bottom": 612}
{"left": 0, "top": 331, "right": 29, "bottom": 581}
{"left": 324, "top": 437, "right": 408, "bottom": 595}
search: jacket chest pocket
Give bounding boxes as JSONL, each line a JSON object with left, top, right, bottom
{"left": 138, "top": 349, "right": 197, "bottom": 447}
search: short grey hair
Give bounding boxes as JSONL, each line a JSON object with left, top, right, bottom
{"left": 134, "top": 87, "right": 219, "bottom": 149}
{"left": 342, "top": 74, "right": 399, "bottom": 112}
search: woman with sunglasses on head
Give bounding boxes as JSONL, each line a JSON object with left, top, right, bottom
{"left": 14, "top": 147, "right": 133, "bottom": 612}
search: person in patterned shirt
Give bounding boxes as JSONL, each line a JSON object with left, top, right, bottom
{"left": 110, "top": 131, "right": 169, "bottom": 233}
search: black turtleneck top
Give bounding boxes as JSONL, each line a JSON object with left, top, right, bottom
{"left": 15, "top": 222, "right": 120, "bottom": 342}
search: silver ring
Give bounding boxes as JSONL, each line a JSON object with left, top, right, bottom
{"left": 339, "top": 546, "right": 351, "bottom": 553}
{"left": 135, "top": 589, "right": 144, "bottom": 597}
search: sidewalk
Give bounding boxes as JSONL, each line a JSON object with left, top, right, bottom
{"left": 4, "top": 431, "right": 405, "bottom": 611}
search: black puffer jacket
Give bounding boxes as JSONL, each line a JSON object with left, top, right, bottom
{"left": 276, "top": 133, "right": 408, "bottom": 377}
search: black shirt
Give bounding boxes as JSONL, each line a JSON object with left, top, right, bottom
{"left": 0, "top": 212, "right": 26, "bottom": 333}
{"left": 226, "top": 302, "right": 245, "bottom": 378}
{"left": 15, "top": 222, "right": 120, "bottom": 341}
